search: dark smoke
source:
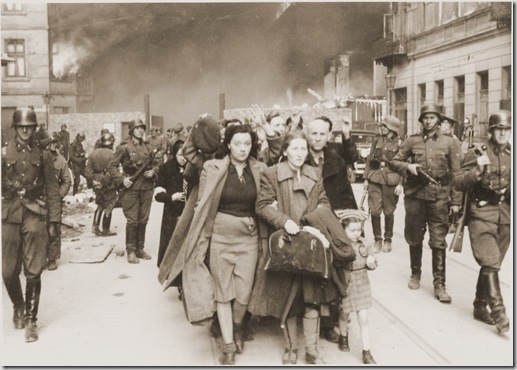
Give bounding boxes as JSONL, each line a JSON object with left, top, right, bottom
{"left": 51, "top": 3, "right": 388, "bottom": 126}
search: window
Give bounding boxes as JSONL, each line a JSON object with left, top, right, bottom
{"left": 477, "top": 71, "right": 489, "bottom": 139}
{"left": 2, "top": 3, "right": 24, "bottom": 13}
{"left": 454, "top": 76, "right": 465, "bottom": 138}
{"left": 435, "top": 80, "right": 444, "bottom": 107}
{"left": 394, "top": 87, "right": 408, "bottom": 137}
{"left": 5, "top": 39, "right": 26, "bottom": 77}
{"left": 418, "top": 83, "right": 426, "bottom": 111}
{"left": 500, "top": 66, "right": 511, "bottom": 110}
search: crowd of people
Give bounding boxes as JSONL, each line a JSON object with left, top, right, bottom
{"left": 1, "top": 104, "right": 511, "bottom": 366}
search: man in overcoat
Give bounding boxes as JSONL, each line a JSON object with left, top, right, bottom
{"left": 69, "top": 133, "right": 87, "bottom": 194}
{"left": 2, "top": 108, "right": 61, "bottom": 342}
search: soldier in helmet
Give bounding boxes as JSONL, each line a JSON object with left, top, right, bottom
{"left": 453, "top": 110, "right": 511, "bottom": 334}
{"left": 391, "top": 103, "right": 462, "bottom": 303}
{"left": 147, "top": 126, "right": 168, "bottom": 161}
{"left": 69, "top": 133, "right": 87, "bottom": 194}
{"left": 2, "top": 108, "right": 61, "bottom": 342}
{"left": 94, "top": 129, "right": 110, "bottom": 150}
{"left": 363, "top": 115, "right": 404, "bottom": 253}
{"left": 108, "top": 119, "right": 162, "bottom": 264}
{"left": 59, "top": 124, "right": 70, "bottom": 160}
{"left": 85, "top": 132, "right": 118, "bottom": 237}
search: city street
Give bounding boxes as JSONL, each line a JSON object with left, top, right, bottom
{"left": 2, "top": 184, "right": 513, "bottom": 366}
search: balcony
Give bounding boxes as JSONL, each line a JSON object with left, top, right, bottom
{"left": 372, "top": 37, "right": 408, "bottom": 67}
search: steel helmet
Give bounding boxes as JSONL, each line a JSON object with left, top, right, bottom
{"left": 488, "top": 110, "right": 511, "bottom": 131}
{"left": 129, "top": 119, "right": 145, "bottom": 133}
{"left": 12, "top": 108, "right": 38, "bottom": 127}
{"left": 76, "top": 133, "right": 86, "bottom": 141}
{"left": 441, "top": 115, "right": 458, "bottom": 126}
{"left": 381, "top": 115, "right": 400, "bottom": 133}
{"left": 418, "top": 103, "right": 443, "bottom": 124}
{"left": 100, "top": 132, "right": 115, "bottom": 147}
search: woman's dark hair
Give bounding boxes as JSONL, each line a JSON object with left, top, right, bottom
{"left": 341, "top": 216, "right": 364, "bottom": 228}
{"left": 266, "top": 111, "right": 281, "bottom": 123}
{"left": 314, "top": 116, "right": 333, "bottom": 132}
{"left": 214, "top": 124, "right": 258, "bottom": 160}
{"left": 279, "top": 130, "right": 308, "bottom": 161}
{"left": 286, "top": 116, "right": 304, "bottom": 131}
{"left": 171, "top": 139, "right": 184, "bottom": 161}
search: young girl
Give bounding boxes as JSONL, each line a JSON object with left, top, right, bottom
{"left": 337, "top": 212, "right": 377, "bottom": 364}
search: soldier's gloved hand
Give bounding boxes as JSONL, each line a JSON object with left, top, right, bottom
{"left": 407, "top": 163, "right": 421, "bottom": 176}
{"left": 154, "top": 191, "right": 169, "bottom": 203}
{"left": 394, "top": 184, "right": 403, "bottom": 196}
{"left": 48, "top": 222, "right": 59, "bottom": 240}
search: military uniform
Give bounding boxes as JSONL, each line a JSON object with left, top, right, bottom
{"left": 85, "top": 144, "right": 117, "bottom": 236}
{"left": 2, "top": 109, "right": 61, "bottom": 342}
{"left": 59, "top": 128, "right": 70, "bottom": 160}
{"left": 392, "top": 106, "right": 462, "bottom": 302}
{"left": 364, "top": 133, "right": 402, "bottom": 251}
{"left": 69, "top": 136, "right": 87, "bottom": 194}
{"left": 108, "top": 129, "right": 161, "bottom": 262}
{"left": 453, "top": 110, "right": 511, "bottom": 334}
{"left": 147, "top": 133, "right": 168, "bottom": 160}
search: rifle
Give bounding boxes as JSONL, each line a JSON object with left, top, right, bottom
{"left": 449, "top": 117, "right": 482, "bottom": 253}
{"left": 117, "top": 148, "right": 158, "bottom": 199}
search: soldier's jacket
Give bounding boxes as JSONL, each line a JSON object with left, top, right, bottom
{"left": 453, "top": 140, "right": 511, "bottom": 225}
{"left": 69, "top": 140, "right": 86, "bottom": 167}
{"left": 364, "top": 134, "right": 402, "bottom": 186}
{"left": 147, "top": 135, "right": 168, "bottom": 158}
{"left": 391, "top": 129, "right": 462, "bottom": 204}
{"left": 2, "top": 137, "right": 62, "bottom": 224}
{"left": 108, "top": 137, "right": 162, "bottom": 191}
{"left": 50, "top": 152, "right": 72, "bottom": 198}
{"left": 84, "top": 147, "right": 115, "bottom": 189}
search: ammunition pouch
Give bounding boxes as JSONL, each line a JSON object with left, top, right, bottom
{"left": 473, "top": 184, "right": 506, "bottom": 206}
{"left": 369, "top": 158, "right": 381, "bottom": 170}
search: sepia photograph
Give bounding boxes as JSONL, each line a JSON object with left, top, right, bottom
{"left": 1, "top": 1, "right": 513, "bottom": 366}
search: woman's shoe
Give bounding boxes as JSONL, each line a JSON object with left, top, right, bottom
{"left": 338, "top": 334, "right": 350, "bottom": 352}
{"left": 305, "top": 351, "right": 324, "bottom": 365}
{"left": 233, "top": 324, "right": 244, "bottom": 354}
{"left": 362, "top": 350, "right": 376, "bottom": 364}
{"left": 220, "top": 342, "right": 236, "bottom": 365}
{"left": 282, "top": 348, "right": 298, "bottom": 365}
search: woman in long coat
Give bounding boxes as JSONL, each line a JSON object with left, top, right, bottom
{"left": 154, "top": 139, "right": 186, "bottom": 267}
{"left": 248, "top": 130, "right": 331, "bottom": 365}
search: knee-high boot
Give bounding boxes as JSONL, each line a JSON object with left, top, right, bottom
{"left": 383, "top": 214, "right": 394, "bottom": 252}
{"left": 24, "top": 277, "right": 41, "bottom": 342}
{"left": 303, "top": 315, "right": 324, "bottom": 364}
{"left": 282, "top": 316, "right": 298, "bottom": 364}
{"left": 4, "top": 277, "right": 25, "bottom": 329}
{"left": 432, "top": 248, "right": 451, "bottom": 303}
{"left": 473, "top": 270, "right": 495, "bottom": 325}
{"left": 135, "top": 224, "right": 151, "bottom": 260}
{"left": 483, "top": 268, "right": 509, "bottom": 334}
{"left": 371, "top": 215, "right": 382, "bottom": 252}
{"left": 408, "top": 244, "right": 422, "bottom": 290}
{"left": 126, "top": 224, "right": 139, "bottom": 264}
{"left": 92, "top": 207, "right": 102, "bottom": 235}
{"left": 101, "top": 212, "right": 116, "bottom": 236}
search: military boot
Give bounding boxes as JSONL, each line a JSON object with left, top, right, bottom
{"left": 135, "top": 224, "right": 151, "bottom": 260}
{"left": 92, "top": 208, "right": 102, "bottom": 236}
{"left": 24, "top": 278, "right": 41, "bottom": 342}
{"left": 371, "top": 216, "right": 382, "bottom": 253}
{"left": 483, "top": 269, "right": 510, "bottom": 334}
{"left": 382, "top": 214, "right": 394, "bottom": 252}
{"left": 126, "top": 224, "right": 139, "bottom": 264}
{"left": 408, "top": 244, "right": 422, "bottom": 290}
{"left": 432, "top": 248, "right": 451, "bottom": 303}
{"left": 4, "top": 277, "right": 25, "bottom": 329}
{"left": 101, "top": 212, "right": 117, "bottom": 236}
{"left": 473, "top": 270, "right": 495, "bottom": 325}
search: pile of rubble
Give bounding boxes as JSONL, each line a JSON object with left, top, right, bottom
{"left": 61, "top": 188, "right": 96, "bottom": 239}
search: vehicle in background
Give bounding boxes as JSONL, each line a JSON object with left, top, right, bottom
{"left": 350, "top": 129, "right": 377, "bottom": 181}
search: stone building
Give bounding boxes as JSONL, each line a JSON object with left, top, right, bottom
{"left": 373, "top": 2, "right": 511, "bottom": 139}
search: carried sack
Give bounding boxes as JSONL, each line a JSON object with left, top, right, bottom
{"left": 265, "top": 229, "right": 329, "bottom": 279}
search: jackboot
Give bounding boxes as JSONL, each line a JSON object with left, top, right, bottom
{"left": 126, "top": 224, "right": 139, "bottom": 264}
{"left": 135, "top": 224, "right": 151, "bottom": 260}
{"left": 24, "top": 278, "right": 41, "bottom": 342}
{"left": 432, "top": 248, "right": 451, "bottom": 303}
{"left": 101, "top": 213, "right": 117, "bottom": 236}
{"left": 473, "top": 270, "right": 495, "bottom": 325}
{"left": 303, "top": 316, "right": 325, "bottom": 364}
{"left": 220, "top": 342, "right": 236, "bottom": 365}
{"left": 383, "top": 214, "right": 394, "bottom": 252}
{"left": 483, "top": 269, "right": 510, "bottom": 334}
{"left": 4, "top": 277, "right": 25, "bottom": 329}
{"left": 371, "top": 216, "right": 382, "bottom": 253}
{"left": 92, "top": 208, "right": 102, "bottom": 236}
{"left": 408, "top": 244, "right": 422, "bottom": 290}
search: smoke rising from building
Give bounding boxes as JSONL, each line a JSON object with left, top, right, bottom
{"left": 50, "top": 3, "right": 388, "bottom": 126}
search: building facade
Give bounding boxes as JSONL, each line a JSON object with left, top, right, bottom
{"left": 374, "top": 2, "right": 511, "bottom": 140}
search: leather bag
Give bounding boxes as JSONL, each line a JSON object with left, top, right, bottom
{"left": 265, "top": 229, "right": 329, "bottom": 279}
